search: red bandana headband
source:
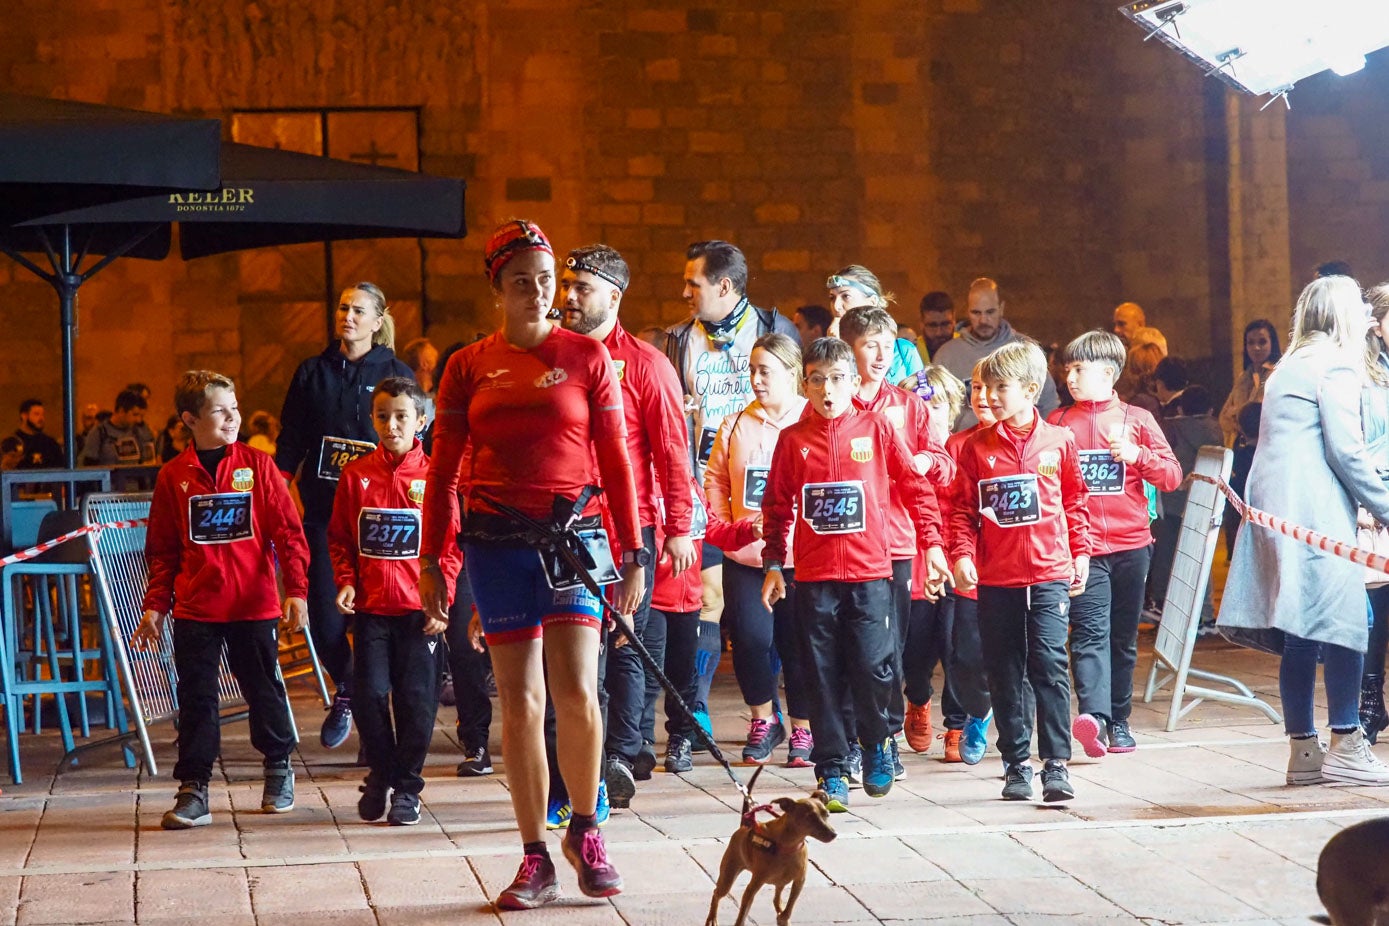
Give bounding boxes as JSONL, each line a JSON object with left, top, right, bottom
{"left": 484, "top": 220, "right": 554, "bottom": 284}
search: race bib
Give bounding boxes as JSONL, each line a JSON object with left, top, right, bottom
{"left": 317, "top": 436, "right": 373, "bottom": 482}
{"left": 188, "top": 493, "right": 253, "bottom": 544}
{"left": 690, "top": 490, "right": 709, "bottom": 541}
{"left": 743, "top": 465, "right": 769, "bottom": 511}
{"left": 1077, "top": 450, "right": 1125, "bottom": 495}
{"left": 696, "top": 427, "right": 718, "bottom": 467}
{"left": 357, "top": 508, "right": 421, "bottom": 560}
{"left": 978, "top": 474, "right": 1041, "bottom": 527}
{"left": 115, "top": 435, "right": 141, "bottom": 463}
{"left": 801, "top": 481, "right": 866, "bottom": 535}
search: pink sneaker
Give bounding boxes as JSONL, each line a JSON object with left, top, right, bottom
{"left": 496, "top": 852, "right": 559, "bottom": 910}
{"left": 562, "top": 826, "right": 623, "bottom": 898}
{"left": 786, "top": 726, "right": 814, "bottom": 768}
{"left": 1072, "top": 714, "right": 1108, "bottom": 759}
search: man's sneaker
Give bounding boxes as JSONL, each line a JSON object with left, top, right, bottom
{"left": 387, "top": 791, "right": 421, "bottom": 825}
{"left": 905, "top": 701, "right": 934, "bottom": 753}
{"left": 890, "top": 737, "right": 907, "bottom": 781}
{"left": 742, "top": 718, "right": 785, "bottom": 764}
{"left": 545, "top": 798, "right": 573, "bottom": 830}
{"left": 1108, "top": 720, "right": 1138, "bottom": 753}
{"left": 1002, "top": 762, "right": 1035, "bottom": 801}
{"left": 942, "top": 729, "right": 963, "bottom": 763}
{"left": 1072, "top": 713, "right": 1109, "bottom": 760}
{"left": 665, "top": 734, "right": 693, "bottom": 773}
{"left": 457, "top": 746, "right": 493, "bottom": 777}
{"left": 633, "top": 742, "right": 657, "bottom": 781}
{"left": 595, "top": 779, "right": 610, "bottom": 826}
{"left": 818, "top": 775, "right": 850, "bottom": 813}
{"left": 786, "top": 727, "right": 813, "bottom": 768}
{"left": 1323, "top": 728, "right": 1389, "bottom": 785}
{"left": 496, "top": 852, "right": 560, "bottom": 910}
{"left": 604, "top": 756, "right": 636, "bottom": 809}
{"left": 1287, "top": 736, "right": 1327, "bottom": 785}
{"left": 1041, "top": 759, "right": 1075, "bottom": 802}
{"left": 561, "top": 826, "right": 624, "bottom": 898}
{"left": 358, "top": 782, "right": 388, "bottom": 822}
{"left": 863, "top": 739, "right": 894, "bottom": 798}
{"left": 961, "top": 711, "right": 992, "bottom": 766}
{"left": 845, "top": 742, "right": 864, "bottom": 785}
{"left": 161, "top": 781, "right": 211, "bottom": 829}
{"left": 261, "top": 763, "right": 294, "bottom": 814}
{"left": 320, "top": 691, "right": 353, "bottom": 749}
{"left": 690, "top": 707, "right": 714, "bottom": 752}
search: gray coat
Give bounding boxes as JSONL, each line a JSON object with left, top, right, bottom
{"left": 1217, "top": 338, "right": 1389, "bottom": 652}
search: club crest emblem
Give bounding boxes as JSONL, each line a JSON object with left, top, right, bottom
{"left": 535, "top": 368, "right": 568, "bottom": 389}
{"left": 612, "top": 360, "right": 626, "bottom": 382}
{"left": 409, "top": 479, "right": 426, "bottom": 505}
{"left": 1037, "top": 450, "right": 1061, "bottom": 478}
{"left": 850, "top": 436, "right": 874, "bottom": 463}
{"left": 231, "top": 467, "right": 254, "bottom": 492}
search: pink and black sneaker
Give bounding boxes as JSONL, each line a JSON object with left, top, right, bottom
{"left": 742, "top": 717, "right": 785, "bottom": 764}
{"left": 786, "top": 726, "right": 814, "bottom": 768}
{"left": 562, "top": 825, "right": 623, "bottom": 898}
{"left": 496, "top": 852, "right": 559, "bottom": 910}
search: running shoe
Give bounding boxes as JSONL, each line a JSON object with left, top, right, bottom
{"left": 817, "top": 775, "right": 850, "bottom": 813}
{"left": 690, "top": 707, "right": 714, "bottom": 752}
{"left": 545, "top": 798, "right": 573, "bottom": 830}
{"left": 941, "top": 729, "right": 963, "bottom": 763}
{"left": 1107, "top": 720, "right": 1137, "bottom": 753}
{"left": 905, "top": 701, "right": 933, "bottom": 753}
{"left": 1041, "top": 759, "right": 1074, "bottom": 803}
{"left": 605, "top": 756, "right": 636, "bottom": 809}
{"left": 1072, "top": 713, "right": 1109, "bottom": 759}
{"left": 496, "top": 853, "right": 559, "bottom": 910}
{"left": 595, "top": 779, "right": 610, "bottom": 826}
{"left": 457, "top": 745, "right": 493, "bottom": 777}
{"left": 261, "top": 762, "right": 294, "bottom": 814}
{"left": 786, "top": 727, "right": 813, "bottom": 768}
{"left": 1001, "top": 762, "right": 1035, "bottom": 801}
{"left": 863, "top": 739, "right": 894, "bottom": 798}
{"left": 665, "top": 733, "right": 693, "bottom": 773}
{"left": 357, "top": 781, "right": 388, "bottom": 822}
{"left": 890, "top": 737, "right": 907, "bottom": 781}
{"left": 961, "top": 711, "right": 992, "bottom": 766}
{"left": 387, "top": 791, "right": 421, "bottom": 826}
{"left": 161, "top": 781, "right": 211, "bottom": 830}
{"left": 320, "top": 691, "right": 353, "bottom": 749}
{"left": 633, "top": 742, "right": 657, "bottom": 781}
{"left": 845, "top": 742, "right": 864, "bottom": 785}
{"left": 742, "top": 717, "right": 785, "bottom": 764}
{"left": 562, "top": 826, "right": 623, "bottom": 897}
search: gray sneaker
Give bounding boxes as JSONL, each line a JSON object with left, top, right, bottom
{"left": 261, "top": 763, "right": 295, "bottom": 813}
{"left": 161, "top": 781, "right": 211, "bottom": 829}
{"left": 664, "top": 733, "right": 693, "bottom": 773}
{"left": 845, "top": 742, "right": 864, "bottom": 785}
{"left": 1002, "top": 762, "right": 1035, "bottom": 801}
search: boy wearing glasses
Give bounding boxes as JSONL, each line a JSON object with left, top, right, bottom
{"left": 760, "top": 337, "right": 945, "bottom": 812}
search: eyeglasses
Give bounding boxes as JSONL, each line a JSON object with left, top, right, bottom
{"left": 806, "top": 372, "right": 854, "bottom": 390}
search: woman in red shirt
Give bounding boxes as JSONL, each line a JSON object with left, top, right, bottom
{"left": 419, "top": 220, "right": 645, "bottom": 910}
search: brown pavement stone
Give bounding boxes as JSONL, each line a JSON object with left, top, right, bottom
{"left": 17, "top": 871, "right": 133, "bottom": 925}
{"left": 257, "top": 911, "right": 378, "bottom": 926}
{"left": 358, "top": 856, "right": 484, "bottom": 908}
{"left": 597, "top": 842, "right": 712, "bottom": 895}
{"left": 898, "top": 833, "right": 1067, "bottom": 881}
{"left": 492, "top": 898, "right": 626, "bottom": 924}
{"left": 846, "top": 879, "right": 997, "bottom": 920}
{"left": 135, "top": 867, "right": 251, "bottom": 919}
{"left": 0, "top": 876, "right": 20, "bottom": 923}
{"left": 810, "top": 835, "right": 951, "bottom": 884}
{"left": 246, "top": 862, "right": 369, "bottom": 914}
{"left": 613, "top": 890, "right": 728, "bottom": 926}
{"left": 961, "top": 876, "right": 1126, "bottom": 917}
{"left": 0, "top": 801, "right": 41, "bottom": 867}
{"left": 373, "top": 905, "right": 502, "bottom": 926}
{"left": 140, "top": 917, "right": 256, "bottom": 926}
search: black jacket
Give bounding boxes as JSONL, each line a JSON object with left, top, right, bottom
{"left": 276, "top": 341, "right": 413, "bottom": 524}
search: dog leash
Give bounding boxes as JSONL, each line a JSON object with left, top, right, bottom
{"left": 475, "top": 490, "right": 757, "bottom": 806}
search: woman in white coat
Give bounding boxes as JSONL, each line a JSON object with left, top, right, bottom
{"left": 1217, "top": 275, "right": 1389, "bottom": 786}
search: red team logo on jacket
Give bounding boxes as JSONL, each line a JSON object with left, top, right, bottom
{"left": 231, "top": 467, "right": 254, "bottom": 492}
{"left": 1036, "top": 450, "right": 1060, "bottom": 478}
{"left": 408, "top": 479, "right": 426, "bottom": 505}
{"left": 850, "top": 436, "right": 874, "bottom": 463}
{"left": 535, "top": 368, "right": 568, "bottom": 389}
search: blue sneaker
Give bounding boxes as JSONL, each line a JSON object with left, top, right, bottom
{"left": 817, "top": 776, "right": 850, "bottom": 813}
{"left": 691, "top": 708, "right": 714, "bottom": 752}
{"left": 320, "top": 691, "right": 353, "bottom": 750}
{"left": 961, "top": 711, "right": 992, "bottom": 766}
{"left": 595, "top": 779, "right": 610, "bottom": 827}
{"left": 863, "top": 739, "right": 894, "bottom": 798}
{"left": 545, "top": 798, "right": 572, "bottom": 830}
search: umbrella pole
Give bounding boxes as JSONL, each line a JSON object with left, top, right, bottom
{"left": 59, "top": 226, "right": 78, "bottom": 469}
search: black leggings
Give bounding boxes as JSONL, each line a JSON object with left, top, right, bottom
{"left": 1368, "top": 585, "right": 1389, "bottom": 679}
{"left": 723, "top": 560, "right": 808, "bottom": 719}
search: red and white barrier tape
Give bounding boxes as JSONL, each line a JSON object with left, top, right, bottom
{"left": 1189, "top": 472, "right": 1389, "bottom": 577}
{"left": 0, "top": 518, "right": 148, "bottom": 568}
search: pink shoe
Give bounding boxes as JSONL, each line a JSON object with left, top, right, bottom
{"left": 562, "top": 826, "right": 623, "bottom": 898}
{"left": 1072, "top": 714, "right": 1108, "bottom": 759}
{"left": 786, "top": 726, "right": 814, "bottom": 768}
{"left": 496, "top": 852, "right": 559, "bottom": 910}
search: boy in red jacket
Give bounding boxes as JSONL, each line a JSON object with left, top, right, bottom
{"left": 132, "top": 371, "right": 310, "bottom": 830}
{"left": 760, "top": 338, "right": 946, "bottom": 811}
{"left": 330, "top": 377, "right": 461, "bottom": 826}
{"left": 950, "top": 340, "right": 1091, "bottom": 803}
{"left": 1047, "top": 331, "right": 1181, "bottom": 757}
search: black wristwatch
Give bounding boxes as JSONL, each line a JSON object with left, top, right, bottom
{"left": 622, "top": 548, "right": 653, "bottom": 568}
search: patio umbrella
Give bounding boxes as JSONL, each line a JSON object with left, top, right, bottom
{"left": 0, "top": 141, "right": 467, "bottom": 465}
{"left": 0, "top": 94, "right": 223, "bottom": 463}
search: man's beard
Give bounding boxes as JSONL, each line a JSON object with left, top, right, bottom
{"left": 565, "top": 306, "right": 609, "bottom": 336}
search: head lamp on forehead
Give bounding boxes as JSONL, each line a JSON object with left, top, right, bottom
{"left": 565, "top": 256, "right": 628, "bottom": 292}
{"left": 826, "top": 274, "right": 877, "bottom": 299}
{"left": 483, "top": 220, "right": 554, "bottom": 283}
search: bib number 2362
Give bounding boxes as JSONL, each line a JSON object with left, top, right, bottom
{"left": 801, "top": 481, "right": 866, "bottom": 535}
{"left": 978, "top": 475, "right": 1041, "bottom": 527}
{"left": 188, "top": 493, "right": 253, "bottom": 544}
{"left": 358, "top": 508, "right": 421, "bottom": 559}
{"left": 1077, "top": 450, "right": 1125, "bottom": 495}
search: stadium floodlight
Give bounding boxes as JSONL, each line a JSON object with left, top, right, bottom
{"left": 1119, "top": 0, "right": 1389, "bottom": 106}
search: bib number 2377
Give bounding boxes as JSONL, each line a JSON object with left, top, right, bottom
{"left": 358, "top": 508, "right": 421, "bottom": 559}
{"left": 188, "top": 493, "right": 253, "bottom": 544}
{"left": 801, "top": 481, "right": 866, "bottom": 534}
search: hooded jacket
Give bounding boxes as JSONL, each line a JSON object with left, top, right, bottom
{"left": 932, "top": 319, "right": 1060, "bottom": 429}
{"left": 276, "top": 341, "right": 413, "bottom": 524}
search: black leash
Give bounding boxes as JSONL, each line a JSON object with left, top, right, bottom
{"left": 475, "top": 490, "right": 755, "bottom": 805}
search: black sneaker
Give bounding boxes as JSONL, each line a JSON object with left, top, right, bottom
{"left": 664, "top": 734, "right": 693, "bottom": 773}
{"left": 604, "top": 755, "right": 636, "bottom": 809}
{"left": 1001, "top": 762, "right": 1035, "bottom": 801}
{"left": 890, "top": 737, "right": 907, "bottom": 781}
{"left": 438, "top": 672, "right": 456, "bottom": 708}
{"left": 457, "top": 746, "right": 493, "bottom": 777}
{"left": 261, "top": 762, "right": 295, "bottom": 813}
{"left": 161, "top": 781, "right": 211, "bottom": 829}
{"left": 387, "top": 791, "right": 421, "bottom": 826}
{"left": 1108, "top": 720, "right": 1137, "bottom": 753}
{"left": 320, "top": 691, "right": 353, "bottom": 749}
{"left": 633, "top": 742, "right": 657, "bottom": 781}
{"left": 1041, "top": 759, "right": 1074, "bottom": 802}
{"left": 358, "top": 782, "right": 388, "bottom": 822}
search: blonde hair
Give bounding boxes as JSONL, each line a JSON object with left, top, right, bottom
{"left": 922, "top": 363, "right": 966, "bottom": 428}
{"left": 829, "top": 264, "right": 895, "bottom": 306}
{"left": 978, "top": 339, "right": 1047, "bottom": 389}
{"left": 751, "top": 332, "right": 803, "bottom": 389}
{"left": 175, "top": 370, "right": 235, "bottom": 418}
{"left": 345, "top": 282, "right": 395, "bottom": 351}
{"left": 1129, "top": 326, "right": 1168, "bottom": 356}
{"left": 1289, "top": 276, "right": 1366, "bottom": 371}
{"left": 1126, "top": 342, "right": 1164, "bottom": 379}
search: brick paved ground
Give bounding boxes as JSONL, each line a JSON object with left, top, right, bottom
{"left": 2, "top": 631, "right": 1384, "bottom": 925}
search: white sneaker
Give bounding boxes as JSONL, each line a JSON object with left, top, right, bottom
{"left": 1287, "top": 736, "right": 1326, "bottom": 785}
{"left": 1323, "top": 728, "right": 1389, "bottom": 786}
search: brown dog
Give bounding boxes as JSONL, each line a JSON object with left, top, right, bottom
{"left": 1316, "top": 817, "right": 1389, "bottom": 926}
{"left": 706, "top": 783, "right": 837, "bottom": 926}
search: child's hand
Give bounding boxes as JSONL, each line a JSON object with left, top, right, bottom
{"left": 751, "top": 515, "right": 764, "bottom": 540}
{"left": 923, "top": 546, "right": 951, "bottom": 600}
{"left": 468, "top": 609, "right": 485, "bottom": 653}
{"left": 1109, "top": 438, "right": 1141, "bottom": 465}
{"left": 761, "top": 569, "right": 786, "bottom": 610}
{"left": 1069, "top": 555, "right": 1091, "bottom": 597}
{"left": 419, "top": 560, "right": 449, "bottom": 626}
{"left": 663, "top": 534, "right": 697, "bottom": 577}
{"left": 952, "top": 557, "right": 978, "bottom": 594}
{"left": 282, "top": 597, "right": 309, "bottom": 632}
{"left": 131, "top": 610, "right": 165, "bottom": 651}
{"left": 422, "top": 610, "right": 448, "bottom": 635}
{"left": 334, "top": 585, "right": 356, "bottom": 615}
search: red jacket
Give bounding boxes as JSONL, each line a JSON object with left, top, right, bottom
{"left": 914, "top": 425, "right": 982, "bottom": 601}
{"left": 1046, "top": 396, "right": 1182, "bottom": 555}
{"left": 143, "top": 441, "right": 309, "bottom": 622}
{"left": 763, "top": 406, "right": 941, "bottom": 583}
{"left": 947, "top": 411, "right": 1092, "bottom": 588}
{"left": 651, "top": 478, "right": 758, "bottom": 613}
{"left": 329, "top": 441, "right": 463, "bottom": 616}
{"left": 854, "top": 383, "right": 954, "bottom": 559}
{"left": 603, "top": 324, "right": 693, "bottom": 537}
